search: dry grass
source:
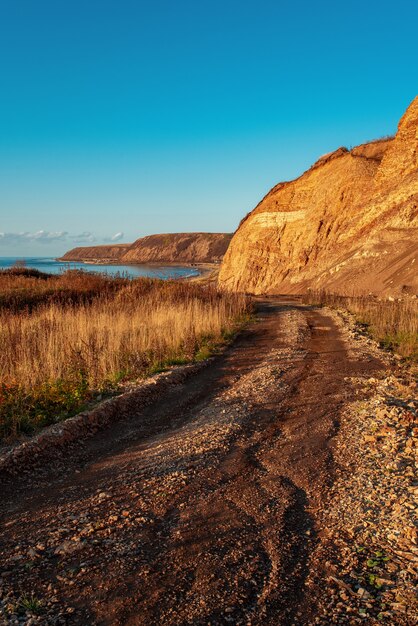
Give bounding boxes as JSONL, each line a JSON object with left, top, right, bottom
{"left": 0, "top": 267, "right": 128, "bottom": 312}
{"left": 303, "top": 290, "right": 418, "bottom": 360}
{"left": 0, "top": 272, "right": 250, "bottom": 440}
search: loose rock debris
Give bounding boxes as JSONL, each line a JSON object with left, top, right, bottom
{"left": 308, "top": 309, "right": 417, "bottom": 625}
{"left": 0, "top": 299, "right": 416, "bottom": 625}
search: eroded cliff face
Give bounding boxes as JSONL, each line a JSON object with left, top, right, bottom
{"left": 121, "top": 233, "right": 232, "bottom": 264}
{"left": 219, "top": 97, "right": 418, "bottom": 295}
{"left": 60, "top": 244, "right": 131, "bottom": 262}
{"left": 61, "top": 233, "right": 232, "bottom": 264}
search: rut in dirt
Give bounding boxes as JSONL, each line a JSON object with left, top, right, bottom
{"left": 0, "top": 299, "right": 383, "bottom": 626}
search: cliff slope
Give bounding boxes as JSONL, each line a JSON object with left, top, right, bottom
{"left": 121, "top": 233, "right": 232, "bottom": 264}
{"left": 218, "top": 97, "right": 418, "bottom": 295}
{"left": 60, "top": 244, "right": 131, "bottom": 262}
{"left": 61, "top": 233, "right": 232, "bottom": 264}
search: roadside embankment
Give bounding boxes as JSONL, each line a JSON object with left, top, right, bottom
{"left": 302, "top": 291, "right": 418, "bottom": 360}
{"left": 0, "top": 361, "right": 209, "bottom": 477}
{"left": 306, "top": 308, "right": 417, "bottom": 625}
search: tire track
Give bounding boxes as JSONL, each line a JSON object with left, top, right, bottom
{"left": 0, "top": 299, "right": 384, "bottom": 625}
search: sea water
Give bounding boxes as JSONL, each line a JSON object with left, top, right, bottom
{"left": 0, "top": 257, "right": 200, "bottom": 280}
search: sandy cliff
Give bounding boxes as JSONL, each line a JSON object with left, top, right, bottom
{"left": 218, "top": 97, "right": 418, "bottom": 295}
{"left": 121, "top": 233, "right": 232, "bottom": 264}
{"left": 61, "top": 233, "right": 232, "bottom": 264}
{"left": 60, "top": 244, "right": 131, "bottom": 262}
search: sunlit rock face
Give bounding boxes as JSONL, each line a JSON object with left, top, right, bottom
{"left": 60, "top": 244, "right": 130, "bottom": 262}
{"left": 121, "top": 233, "right": 232, "bottom": 264}
{"left": 219, "top": 97, "right": 418, "bottom": 296}
{"left": 61, "top": 233, "right": 233, "bottom": 264}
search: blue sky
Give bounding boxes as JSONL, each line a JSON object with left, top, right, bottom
{"left": 0, "top": 0, "right": 416, "bottom": 256}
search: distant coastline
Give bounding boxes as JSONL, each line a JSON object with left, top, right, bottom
{"left": 59, "top": 232, "right": 232, "bottom": 266}
{"left": 0, "top": 257, "right": 202, "bottom": 280}
{"left": 57, "top": 257, "right": 220, "bottom": 268}
{"left": 56, "top": 258, "right": 220, "bottom": 282}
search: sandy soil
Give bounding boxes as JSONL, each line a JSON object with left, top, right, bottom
{"left": 0, "top": 299, "right": 390, "bottom": 625}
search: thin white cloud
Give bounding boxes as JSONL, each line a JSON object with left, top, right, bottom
{"left": 103, "top": 231, "right": 124, "bottom": 242}
{"left": 0, "top": 230, "right": 68, "bottom": 244}
{"left": 0, "top": 230, "right": 125, "bottom": 246}
{"left": 73, "top": 231, "right": 97, "bottom": 244}
{"left": 30, "top": 230, "right": 68, "bottom": 242}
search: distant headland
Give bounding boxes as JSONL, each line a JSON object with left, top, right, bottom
{"left": 59, "top": 232, "right": 233, "bottom": 265}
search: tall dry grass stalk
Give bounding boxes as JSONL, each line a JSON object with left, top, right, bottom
{"left": 0, "top": 267, "right": 128, "bottom": 312}
{"left": 303, "top": 290, "right": 418, "bottom": 359}
{"left": 0, "top": 275, "right": 250, "bottom": 439}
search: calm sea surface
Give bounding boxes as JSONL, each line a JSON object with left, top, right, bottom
{"left": 0, "top": 257, "right": 200, "bottom": 280}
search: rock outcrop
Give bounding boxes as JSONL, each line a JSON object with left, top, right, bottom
{"left": 121, "top": 233, "right": 232, "bottom": 264}
{"left": 60, "top": 244, "right": 130, "bottom": 262}
{"left": 218, "top": 97, "right": 418, "bottom": 295}
{"left": 61, "top": 233, "right": 232, "bottom": 264}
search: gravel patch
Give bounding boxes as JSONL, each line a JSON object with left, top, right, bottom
{"left": 309, "top": 308, "right": 417, "bottom": 625}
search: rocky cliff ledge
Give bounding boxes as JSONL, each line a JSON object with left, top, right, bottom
{"left": 218, "top": 97, "right": 418, "bottom": 295}
{"left": 121, "top": 233, "right": 232, "bottom": 264}
{"left": 61, "top": 233, "right": 232, "bottom": 264}
{"left": 60, "top": 244, "right": 130, "bottom": 262}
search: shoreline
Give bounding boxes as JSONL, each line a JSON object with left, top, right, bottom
{"left": 57, "top": 258, "right": 220, "bottom": 267}
{"left": 57, "top": 259, "right": 220, "bottom": 281}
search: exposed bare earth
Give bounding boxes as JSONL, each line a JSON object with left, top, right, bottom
{"left": 121, "top": 233, "right": 232, "bottom": 264}
{"left": 58, "top": 245, "right": 131, "bottom": 263}
{"left": 60, "top": 233, "right": 232, "bottom": 265}
{"left": 219, "top": 97, "right": 418, "bottom": 295}
{"left": 0, "top": 300, "right": 416, "bottom": 625}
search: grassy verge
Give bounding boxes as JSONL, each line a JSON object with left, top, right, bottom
{"left": 302, "top": 290, "right": 417, "bottom": 360}
{"left": 0, "top": 267, "right": 129, "bottom": 312}
{"left": 0, "top": 271, "right": 251, "bottom": 441}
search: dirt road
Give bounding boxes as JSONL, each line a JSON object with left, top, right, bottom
{"left": 0, "top": 299, "right": 384, "bottom": 625}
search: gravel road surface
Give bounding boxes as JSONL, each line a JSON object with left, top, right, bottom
{"left": 0, "top": 299, "right": 385, "bottom": 625}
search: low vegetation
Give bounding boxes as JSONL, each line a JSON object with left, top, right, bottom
{"left": 0, "top": 270, "right": 250, "bottom": 441}
{"left": 303, "top": 290, "right": 418, "bottom": 360}
{"left": 0, "top": 266, "right": 128, "bottom": 312}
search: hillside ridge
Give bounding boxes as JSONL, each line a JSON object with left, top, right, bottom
{"left": 218, "top": 97, "right": 418, "bottom": 295}
{"left": 60, "top": 232, "right": 233, "bottom": 264}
